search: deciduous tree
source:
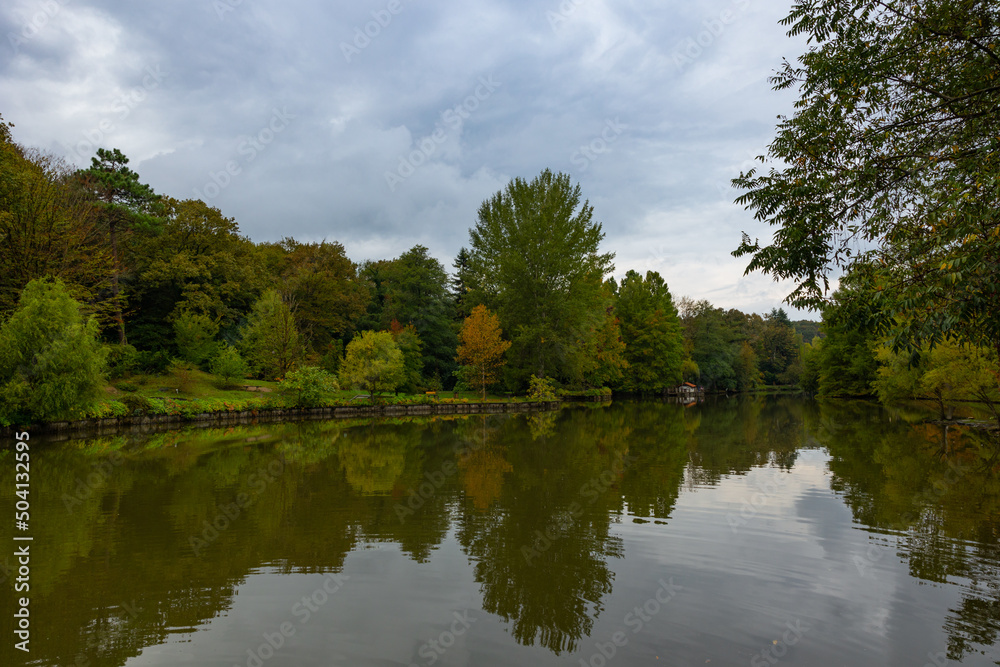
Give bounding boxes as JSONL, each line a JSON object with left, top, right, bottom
{"left": 614, "top": 270, "right": 684, "bottom": 392}
{"left": 173, "top": 310, "right": 219, "bottom": 366}
{"left": 733, "top": 0, "right": 1000, "bottom": 372}
{"left": 269, "top": 238, "right": 368, "bottom": 352}
{"left": 467, "top": 169, "right": 614, "bottom": 387}
{"left": 0, "top": 127, "right": 109, "bottom": 319}
{"left": 239, "top": 289, "right": 301, "bottom": 379}
{"left": 131, "top": 198, "right": 265, "bottom": 350}
{"left": 457, "top": 305, "right": 511, "bottom": 400}
{"left": 340, "top": 330, "right": 405, "bottom": 400}
{"left": 390, "top": 320, "right": 424, "bottom": 394}
{"left": 0, "top": 278, "right": 106, "bottom": 423}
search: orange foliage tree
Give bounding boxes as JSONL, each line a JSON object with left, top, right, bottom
{"left": 457, "top": 305, "right": 511, "bottom": 400}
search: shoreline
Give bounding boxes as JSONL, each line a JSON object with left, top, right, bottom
{"left": 0, "top": 399, "right": 588, "bottom": 440}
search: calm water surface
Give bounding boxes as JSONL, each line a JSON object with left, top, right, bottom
{"left": 2, "top": 398, "right": 1000, "bottom": 666}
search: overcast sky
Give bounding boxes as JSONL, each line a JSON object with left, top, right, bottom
{"left": 0, "top": 0, "right": 816, "bottom": 318}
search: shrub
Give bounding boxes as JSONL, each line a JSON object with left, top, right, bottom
{"left": 282, "top": 366, "right": 339, "bottom": 407}
{"left": 173, "top": 311, "right": 219, "bottom": 366}
{"left": 120, "top": 393, "right": 153, "bottom": 416}
{"left": 135, "top": 349, "right": 173, "bottom": 374}
{"left": 114, "top": 382, "right": 138, "bottom": 393}
{"left": 0, "top": 278, "right": 107, "bottom": 423}
{"left": 210, "top": 344, "right": 249, "bottom": 387}
{"left": 106, "top": 343, "right": 139, "bottom": 379}
{"left": 527, "top": 375, "right": 557, "bottom": 401}
{"left": 90, "top": 401, "right": 129, "bottom": 419}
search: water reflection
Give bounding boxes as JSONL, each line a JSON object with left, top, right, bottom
{"left": 817, "top": 401, "right": 1000, "bottom": 663}
{"left": 0, "top": 398, "right": 997, "bottom": 666}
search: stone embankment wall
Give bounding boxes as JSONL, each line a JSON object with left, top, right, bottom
{"left": 1, "top": 400, "right": 568, "bottom": 439}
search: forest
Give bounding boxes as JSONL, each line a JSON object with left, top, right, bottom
{"left": 4, "top": 0, "right": 1000, "bottom": 436}
{"left": 0, "top": 119, "right": 815, "bottom": 424}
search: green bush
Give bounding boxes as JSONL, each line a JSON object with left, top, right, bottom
{"left": 106, "top": 343, "right": 139, "bottom": 379}
{"left": 120, "top": 393, "right": 152, "bottom": 415}
{"left": 527, "top": 375, "right": 557, "bottom": 401}
{"left": 210, "top": 344, "right": 249, "bottom": 387}
{"left": 173, "top": 311, "right": 219, "bottom": 366}
{"left": 282, "top": 366, "right": 339, "bottom": 407}
{"left": 90, "top": 401, "right": 130, "bottom": 419}
{"left": 135, "top": 349, "right": 173, "bottom": 374}
{"left": 0, "top": 278, "right": 107, "bottom": 423}
{"left": 114, "top": 381, "right": 138, "bottom": 393}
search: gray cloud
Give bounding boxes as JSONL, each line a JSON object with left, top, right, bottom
{"left": 0, "top": 0, "right": 815, "bottom": 317}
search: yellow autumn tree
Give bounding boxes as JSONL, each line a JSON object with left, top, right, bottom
{"left": 457, "top": 305, "right": 511, "bottom": 400}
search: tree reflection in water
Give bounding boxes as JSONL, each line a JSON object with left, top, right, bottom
{"left": 2, "top": 399, "right": 999, "bottom": 665}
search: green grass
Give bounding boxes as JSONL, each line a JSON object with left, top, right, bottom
{"left": 88, "top": 367, "right": 536, "bottom": 421}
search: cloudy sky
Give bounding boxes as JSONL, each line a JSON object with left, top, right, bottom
{"left": 0, "top": 0, "right": 815, "bottom": 317}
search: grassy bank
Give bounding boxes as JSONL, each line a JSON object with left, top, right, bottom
{"left": 95, "top": 367, "right": 536, "bottom": 420}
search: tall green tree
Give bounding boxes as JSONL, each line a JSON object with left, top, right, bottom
{"left": 0, "top": 278, "right": 107, "bottom": 423}
{"left": 814, "top": 288, "right": 879, "bottom": 397}
{"left": 131, "top": 198, "right": 265, "bottom": 350}
{"left": 733, "top": 0, "right": 1000, "bottom": 367}
{"left": 382, "top": 245, "right": 458, "bottom": 386}
{"left": 679, "top": 299, "right": 739, "bottom": 392}
{"left": 577, "top": 287, "right": 628, "bottom": 389}
{"left": 340, "top": 330, "right": 405, "bottom": 400}
{"left": 269, "top": 239, "right": 368, "bottom": 353}
{"left": 0, "top": 137, "right": 110, "bottom": 319}
{"left": 173, "top": 310, "right": 219, "bottom": 366}
{"left": 390, "top": 321, "right": 424, "bottom": 394}
{"left": 467, "top": 169, "right": 614, "bottom": 387}
{"left": 355, "top": 258, "right": 393, "bottom": 333}
{"left": 451, "top": 247, "right": 475, "bottom": 320}
{"left": 614, "top": 270, "right": 684, "bottom": 392}
{"left": 755, "top": 308, "right": 800, "bottom": 385}
{"left": 77, "top": 148, "right": 163, "bottom": 343}
{"left": 239, "top": 289, "right": 301, "bottom": 379}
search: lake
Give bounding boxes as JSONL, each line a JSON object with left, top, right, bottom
{"left": 2, "top": 397, "right": 999, "bottom": 666}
